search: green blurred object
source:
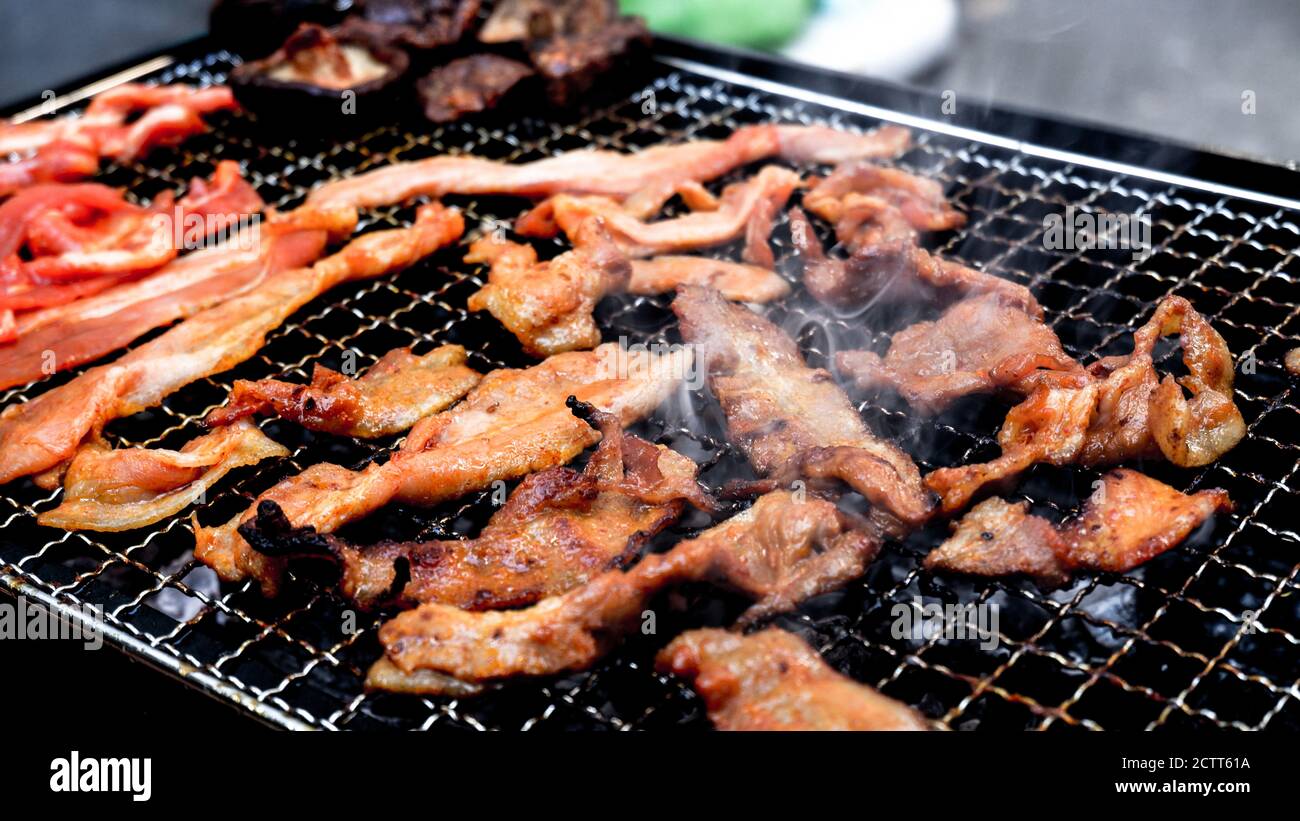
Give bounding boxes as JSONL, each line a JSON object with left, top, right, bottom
{"left": 621, "top": 0, "right": 816, "bottom": 50}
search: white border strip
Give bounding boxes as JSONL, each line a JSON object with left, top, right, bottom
{"left": 662, "top": 56, "right": 1300, "bottom": 213}
{"left": 9, "top": 55, "right": 176, "bottom": 123}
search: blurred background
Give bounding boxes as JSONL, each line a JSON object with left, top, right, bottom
{"left": 1, "top": 0, "right": 1296, "bottom": 162}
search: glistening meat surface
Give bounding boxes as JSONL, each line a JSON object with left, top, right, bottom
{"left": 515, "top": 165, "right": 802, "bottom": 265}
{"left": 205, "top": 344, "right": 481, "bottom": 438}
{"left": 305, "top": 123, "right": 910, "bottom": 212}
{"left": 802, "top": 160, "right": 966, "bottom": 250}
{"left": 836, "top": 294, "right": 1082, "bottom": 412}
{"left": 36, "top": 420, "right": 288, "bottom": 532}
{"left": 368, "top": 489, "right": 881, "bottom": 693}
{"left": 673, "top": 285, "right": 931, "bottom": 525}
{"left": 925, "top": 296, "right": 1246, "bottom": 514}
{"left": 789, "top": 207, "right": 1040, "bottom": 316}
{"left": 464, "top": 224, "right": 630, "bottom": 357}
{"left": 0, "top": 204, "right": 461, "bottom": 486}
{"left": 236, "top": 403, "right": 714, "bottom": 610}
{"left": 657, "top": 628, "right": 929, "bottom": 731}
{"left": 465, "top": 228, "right": 790, "bottom": 358}
{"left": 0, "top": 84, "right": 238, "bottom": 196}
{"left": 194, "top": 341, "right": 695, "bottom": 595}
{"left": 924, "top": 469, "right": 1232, "bottom": 585}
{"left": 0, "top": 206, "right": 347, "bottom": 390}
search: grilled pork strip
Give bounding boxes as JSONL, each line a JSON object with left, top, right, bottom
{"left": 627, "top": 256, "right": 790, "bottom": 303}
{"left": 924, "top": 469, "right": 1233, "bottom": 585}
{"left": 466, "top": 224, "right": 791, "bottom": 359}
{"left": 673, "top": 284, "right": 931, "bottom": 525}
{"left": 238, "top": 402, "right": 714, "bottom": 610}
{"left": 657, "top": 628, "right": 929, "bottom": 731}
{"left": 305, "top": 124, "right": 910, "bottom": 213}
{"left": 195, "top": 341, "right": 694, "bottom": 595}
{"left": 515, "top": 165, "right": 802, "bottom": 265}
{"left": 788, "top": 207, "right": 1040, "bottom": 316}
{"left": 836, "top": 293, "right": 1083, "bottom": 412}
{"left": 802, "top": 160, "right": 966, "bottom": 250}
{"left": 369, "top": 489, "right": 880, "bottom": 693}
{"left": 465, "top": 222, "right": 631, "bottom": 357}
{"left": 205, "top": 344, "right": 481, "bottom": 438}
{"left": 925, "top": 295, "right": 1246, "bottom": 514}
{"left": 0, "top": 204, "right": 467, "bottom": 486}
{"left": 36, "top": 419, "right": 287, "bottom": 532}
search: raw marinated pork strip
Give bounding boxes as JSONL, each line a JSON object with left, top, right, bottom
{"left": 0, "top": 204, "right": 463, "bottom": 486}
{"left": 36, "top": 419, "right": 288, "bottom": 532}
{"left": 657, "top": 628, "right": 929, "bottom": 731}
{"left": 304, "top": 123, "right": 911, "bottom": 212}
{"left": 0, "top": 84, "right": 239, "bottom": 197}
{"left": 194, "top": 342, "right": 694, "bottom": 595}
{"left": 0, "top": 161, "right": 267, "bottom": 347}
{"left": 0, "top": 205, "right": 352, "bottom": 390}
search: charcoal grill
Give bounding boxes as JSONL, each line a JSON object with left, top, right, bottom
{"left": 2, "top": 36, "right": 1298, "bottom": 731}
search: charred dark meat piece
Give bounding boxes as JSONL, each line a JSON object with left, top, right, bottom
{"left": 479, "top": 0, "right": 617, "bottom": 43}
{"left": 925, "top": 296, "right": 1246, "bottom": 514}
{"left": 204, "top": 344, "right": 481, "bottom": 438}
{"left": 209, "top": 0, "right": 349, "bottom": 59}
{"left": 416, "top": 54, "right": 535, "bottom": 122}
{"left": 788, "top": 208, "right": 1040, "bottom": 315}
{"left": 673, "top": 285, "right": 932, "bottom": 525}
{"left": 366, "top": 489, "right": 881, "bottom": 694}
{"left": 478, "top": 0, "right": 648, "bottom": 106}
{"left": 238, "top": 402, "right": 714, "bottom": 610}
{"left": 657, "top": 628, "right": 929, "bottom": 731}
{"left": 343, "top": 0, "right": 482, "bottom": 51}
{"left": 230, "top": 23, "right": 409, "bottom": 126}
{"left": 924, "top": 469, "right": 1232, "bottom": 586}
{"left": 836, "top": 294, "right": 1083, "bottom": 412}
{"left": 527, "top": 16, "right": 650, "bottom": 107}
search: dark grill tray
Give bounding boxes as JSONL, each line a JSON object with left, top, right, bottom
{"left": 2, "top": 38, "right": 1297, "bottom": 731}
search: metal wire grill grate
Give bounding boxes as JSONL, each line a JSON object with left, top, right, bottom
{"left": 1, "top": 45, "right": 1297, "bottom": 731}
